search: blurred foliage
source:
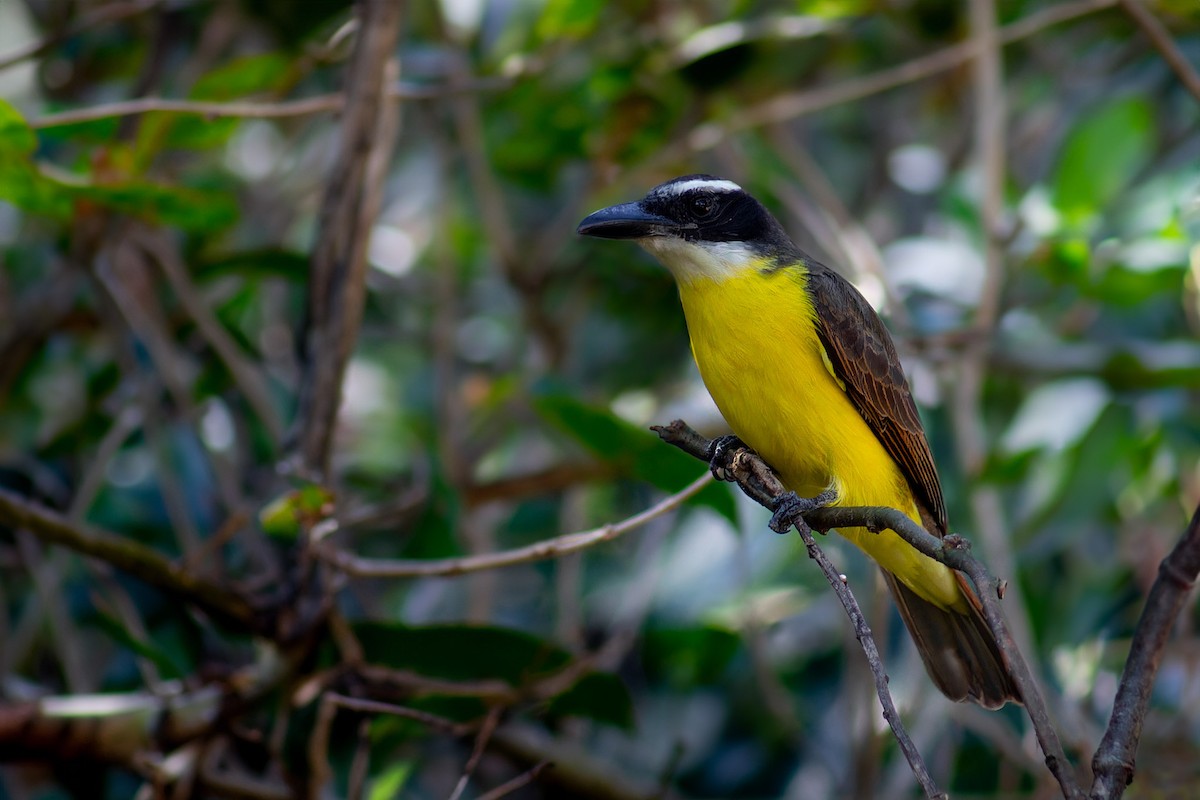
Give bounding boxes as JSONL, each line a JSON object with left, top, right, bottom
{"left": 1, "top": 0, "right": 1200, "bottom": 799}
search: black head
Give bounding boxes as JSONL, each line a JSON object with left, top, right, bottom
{"left": 577, "top": 175, "right": 794, "bottom": 255}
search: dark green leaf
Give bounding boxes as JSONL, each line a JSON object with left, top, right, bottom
{"left": 353, "top": 622, "right": 571, "bottom": 684}
{"left": 532, "top": 390, "right": 737, "bottom": 523}
{"left": 545, "top": 671, "right": 634, "bottom": 729}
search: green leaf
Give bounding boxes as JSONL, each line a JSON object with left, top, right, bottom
{"left": 258, "top": 485, "right": 336, "bottom": 539}
{"left": 0, "top": 99, "right": 37, "bottom": 157}
{"left": 640, "top": 625, "right": 741, "bottom": 686}
{"left": 532, "top": 390, "right": 737, "bottom": 523}
{"left": 353, "top": 622, "right": 571, "bottom": 684}
{"left": 190, "top": 53, "right": 294, "bottom": 101}
{"left": 536, "top": 0, "right": 605, "bottom": 41}
{"left": 545, "top": 671, "right": 634, "bottom": 730}
{"left": 1053, "top": 98, "right": 1154, "bottom": 224}
{"left": 91, "top": 611, "right": 186, "bottom": 681}
{"left": 367, "top": 761, "right": 414, "bottom": 800}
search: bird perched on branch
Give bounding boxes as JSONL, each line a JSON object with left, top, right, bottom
{"left": 578, "top": 175, "right": 1019, "bottom": 708}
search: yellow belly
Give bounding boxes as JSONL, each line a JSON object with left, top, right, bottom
{"left": 677, "top": 268, "right": 965, "bottom": 611}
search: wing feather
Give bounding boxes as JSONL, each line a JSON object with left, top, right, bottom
{"left": 805, "top": 264, "right": 948, "bottom": 534}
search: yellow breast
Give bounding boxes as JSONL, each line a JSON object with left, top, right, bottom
{"left": 675, "top": 266, "right": 964, "bottom": 610}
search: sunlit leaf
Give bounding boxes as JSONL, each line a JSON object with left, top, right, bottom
{"left": 1053, "top": 98, "right": 1154, "bottom": 225}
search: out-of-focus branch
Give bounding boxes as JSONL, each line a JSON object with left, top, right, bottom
{"left": 477, "top": 762, "right": 552, "bottom": 800}
{"left": 652, "top": 420, "right": 1083, "bottom": 799}
{"left": 654, "top": 424, "right": 943, "bottom": 798}
{"left": 463, "top": 462, "right": 619, "bottom": 507}
{"left": 321, "top": 473, "right": 710, "bottom": 578}
{"left": 491, "top": 722, "right": 683, "bottom": 800}
{"left": 137, "top": 232, "right": 284, "bottom": 444}
{"left": 0, "top": 488, "right": 257, "bottom": 631}
{"left": 1119, "top": 0, "right": 1200, "bottom": 105}
{"left": 30, "top": 79, "right": 509, "bottom": 129}
{"left": 288, "top": 0, "right": 403, "bottom": 481}
{"left": 0, "top": 0, "right": 163, "bottom": 72}
{"left": 681, "top": 0, "right": 1118, "bottom": 154}
{"left": 1090, "top": 502, "right": 1200, "bottom": 798}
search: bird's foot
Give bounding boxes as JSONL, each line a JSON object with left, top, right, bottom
{"left": 769, "top": 489, "right": 838, "bottom": 534}
{"left": 706, "top": 434, "right": 749, "bottom": 482}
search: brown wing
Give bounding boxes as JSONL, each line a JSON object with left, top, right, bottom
{"left": 804, "top": 263, "right": 948, "bottom": 534}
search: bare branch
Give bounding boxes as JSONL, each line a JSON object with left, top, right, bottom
{"left": 325, "top": 692, "right": 474, "bottom": 736}
{"left": 1090, "top": 502, "right": 1200, "bottom": 798}
{"left": 321, "top": 473, "right": 711, "bottom": 578}
{"left": 789, "top": 497, "right": 945, "bottom": 797}
{"left": 652, "top": 420, "right": 1083, "bottom": 799}
{"left": 476, "top": 761, "right": 551, "bottom": 800}
{"left": 449, "top": 706, "right": 503, "bottom": 800}
{"left": 1119, "top": 0, "right": 1200, "bottom": 105}
{"left": 287, "top": 0, "right": 404, "bottom": 481}
{"left": 679, "top": 0, "right": 1118, "bottom": 155}
{"left": 30, "top": 78, "right": 509, "bottom": 129}
{"left": 0, "top": 488, "right": 258, "bottom": 631}
{"left": 137, "top": 232, "right": 285, "bottom": 445}
{"left": 0, "top": 0, "right": 164, "bottom": 72}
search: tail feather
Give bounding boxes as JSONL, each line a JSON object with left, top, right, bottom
{"left": 881, "top": 569, "right": 1021, "bottom": 709}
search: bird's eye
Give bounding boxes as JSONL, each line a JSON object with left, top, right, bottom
{"left": 687, "top": 193, "right": 716, "bottom": 218}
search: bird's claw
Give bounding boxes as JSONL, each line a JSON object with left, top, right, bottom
{"left": 769, "top": 489, "right": 837, "bottom": 534}
{"left": 706, "top": 434, "right": 748, "bottom": 482}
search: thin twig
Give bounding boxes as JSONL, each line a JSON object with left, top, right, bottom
{"left": 307, "top": 694, "right": 338, "bottom": 799}
{"left": 30, "top": 79, "right": 510, "bottom": 129}
{"left": 476, "top": 761, "right": 552, "bottom": 800}
{"left": 287, "top": 0, "right": 403, "bottom": 481}
{"left": 325, "top": 693, "right": 474, "bottom": 736}
{"left": 1090, "top": 502, "right": 1200, "bottom": 798}
{"left": 346, "top": 718, "right": 371, "bottom": 800}
{"left": 0, "top": 0, "right": 164, "bottom": 72}
{"left": 679, "top": 0, "right": 1119, "bottom": 155}
{"left": 793, "top": 508, "right": 944, "bottom": 798}
{"left": 448, "top": 706, "right": 503, "bottom": 800}
{"left": 1119, "top": 0, "right": 1200, "bottom": 105}
{"left": 321, "top": 473, "right": 711, "bottom": 578}
{"left": 137, "top": 232, "right": 285, "bottom": 444}
{"left": 652, "top": 420, "right": 1083, "bottom": 799}
{"left": 0, "top": 488, "right": 258, "bottom": 631}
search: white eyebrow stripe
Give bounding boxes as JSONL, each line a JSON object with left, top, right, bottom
{"left": 659, "top": 178, "right": 742, "bottom": 196}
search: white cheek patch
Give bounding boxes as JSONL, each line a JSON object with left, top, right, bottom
{"left": 640, "top": 238, "right": 758, "bottom": 283}
{"left": 657, "top": 178, "right": 742, "bottom": 197}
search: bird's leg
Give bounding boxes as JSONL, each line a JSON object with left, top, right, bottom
{"left": 769, "top": 488, "right": 838, "bottom": 534}
{"left": 705, "top": 434, "right": 749, "bottom": 482}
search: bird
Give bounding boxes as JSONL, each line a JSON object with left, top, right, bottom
{"left": 577, "top": 174, "right": 1019, "bottom": 708}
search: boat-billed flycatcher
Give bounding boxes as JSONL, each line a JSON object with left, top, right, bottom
{"left": 578, "top": 175, "right": 1019, "bottom": 708}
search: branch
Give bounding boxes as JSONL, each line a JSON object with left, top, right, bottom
{"left": 1119, "top": 0, "right": 1200, "bottom": 105}
{"left": 0, "top": 0, "right": 163, "bottom": 72}
{"left": 679, "top": 0, "right": 1118, "bottom": 154}
{"left": 287, "top": 0, "right": 403, "bottom": 481}
{"left": 30, "top": 79, "right": 509, "bottom": 129}
{"left": 477, "top": 761, "right": 552, "bottom": 800}
{"left": 321, "top": 473, "right": 711, "bottom": 577}
{"left": 1090, "top": 502, "right": 1200, "bottom": 798}
{"left": 0, "top": 488, "right": 257, "bottom": 631}
{"left": 652, "top": 420, "right": 1083, "bottom": 799}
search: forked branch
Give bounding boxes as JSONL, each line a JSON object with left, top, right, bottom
{"left": 652, "top": 419, "right": 1082, "bottom": 799}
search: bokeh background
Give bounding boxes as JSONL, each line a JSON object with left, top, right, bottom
{"left": 1, "top": 0, "right": 1199, "bottom": 798}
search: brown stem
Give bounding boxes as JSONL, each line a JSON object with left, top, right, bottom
{"left": 1090, "top": 503, "right": 1200, "bottom": 798}
{"left": 652, "top": 419, "right": 1083, "bottom": 798}
{"left": 0, "top": 488, "right": 257, "bottom": 631}
{"left": 288, "top": 0, "right": 404, "bottom": 481}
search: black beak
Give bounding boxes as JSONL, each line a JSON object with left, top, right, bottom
{"left": 577, "top": 202, "right": 677, "bottom": 240}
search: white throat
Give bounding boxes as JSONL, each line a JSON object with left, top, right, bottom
{"left": 639, "top": 237, "right": 758, "bottom": 284}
